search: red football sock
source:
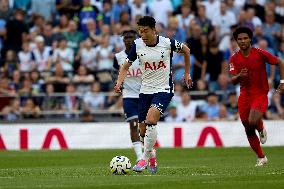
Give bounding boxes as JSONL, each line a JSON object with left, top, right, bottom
{"left": 256, "top": 120, "right": 264, "bottom": 132}
{"left": 246, "top": 128, "right": 265, "bottom": 158}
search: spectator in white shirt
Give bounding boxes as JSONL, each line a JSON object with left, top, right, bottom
{"left": 202, "top": 0, "right": 220, "bottom": 20}
{"left": 212, "top": 1, "right": 237, "bottom": 38}
{"left": 149, "top": 0, "right": 173, "bottom": 27}
{"left": 109, "top": 23, "right": 124, "bottom": 53}
{"left": 53, "top": 37, "right": 74, "bottom": 72}
{"left": 18, "top": 42, "right": 35, "bottom": 72}
{"left": 226, "top": 0, "right": 241, "bottom": 18}
{"left": 176, "top": 3, "right": 194, "bottom": 31}
{"left": 177, "top": 91, "right": 198, "bottom": 122}
{"left": 32, "top": 35, "right": 53, "bottom": 72}
{"left": 164, "top": 102, "right": 183, "bottom": 122}
{"left": 246, "top": 8, "right": 262, "bottom": 28}
{"left": 95, "top": 34, "right": 114, "bottom": 71}
{"left": 76, "top": 38, "right": 97, "bottom": 71}
{"left": 62, "top": 83, "right": 80, "bottom": 118}
{"left": 83, "top": 81, "right": 105, "bottom": 111}
{"left": 130, "top": 0, "right": 149, "bottom": 22}
{"left": 73, "top": 65, "right": 95, "bottom": 93}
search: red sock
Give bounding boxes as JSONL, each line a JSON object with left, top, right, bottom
{"left": 246, "top": 128, "right": 265, "bottom": 158}
{"left": 256, "top": 120, "right": 264, "bottom": 132}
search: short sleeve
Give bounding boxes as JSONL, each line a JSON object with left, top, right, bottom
{"left": 229, "top": 56, "right": 238, "bottom": 75}
{"left": 259, "top": 49, "right": 278, "bottom": 65}
{"left": 170, "top": 39, "right": 183, "bottom": 53}
{"left": 126, "top": 44, "right": 137, "bottom": 64}
{"left": 113, "top": 56, "right": 119, "bottom": 70}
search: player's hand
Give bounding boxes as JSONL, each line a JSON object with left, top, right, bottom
{"left": 183, "top": 74, "right": 193, "bottom": 89}
{"left": 275, "top": 83, "right": 284, "bottom": 93}
{"left": 239, "top": 68, "right": 249, "bottom": 82}
{"left": 114, "top": 83, "right": 122, "bottom": 93}
{"left": 239, "top": 68, "right": 248, "bottom": 78}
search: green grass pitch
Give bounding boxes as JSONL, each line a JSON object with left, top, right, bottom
{"left": 0, "top": 147, "right": 284, "bottom": 189}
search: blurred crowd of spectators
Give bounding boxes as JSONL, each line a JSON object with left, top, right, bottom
{"left": 0, "top": 0, "right": 283, "bottom": 122}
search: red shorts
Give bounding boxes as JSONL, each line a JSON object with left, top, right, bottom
{"left": 238, "top": 94, "right": 268, "bottom": 121}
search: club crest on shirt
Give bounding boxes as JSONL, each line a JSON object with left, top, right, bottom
{"left": 229, "top": 63, "right": 234, "bottom": 71}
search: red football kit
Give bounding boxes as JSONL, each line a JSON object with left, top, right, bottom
{"left": 229, "top": 47, "right": 278, "bottom": 121}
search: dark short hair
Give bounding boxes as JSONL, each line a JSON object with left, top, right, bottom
{"left": 207, "top": 92, "right": 217, "bottom": 97}
{"left": 228, "top": 91, "right": 237, "bottom": 96}
{"left": 137, "top": 16, "right": 156, "bottom": 29}
{"left": 14, "top": 8, "right": 25, "bottom": 16}
{"left": 233, "top": 27, "right": 253, "bottom": 40}
{"left": 209, "top": 42, "right": 219, "bottom": 48}
{"left": 121, "top": 29, "right": 137, "bottom": 36}
{"left": 57, "top": 35, "right": 67, "bottom": 42}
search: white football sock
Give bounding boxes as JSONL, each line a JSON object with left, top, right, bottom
{"left": 132, "top": 141, "right": 143, "bottom": 161}
{"left": 150, "top": 149, "right": 155, "bottom": 158}
{"left": 143, "top": 125, "right": 157, "bottom": 161}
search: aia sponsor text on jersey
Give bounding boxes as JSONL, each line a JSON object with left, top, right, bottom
{"left": 126, "top": 68, "right": 142, "bottom": 77}
{"left": 144, "top": 61, "right": 166, "bottom": 71}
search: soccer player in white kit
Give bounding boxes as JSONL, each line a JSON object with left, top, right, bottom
{"left": 114, "top": 16, "right": 192, "bottom": 173}
{"left": 113, "top": 30, "right": 143, "bottom": 162}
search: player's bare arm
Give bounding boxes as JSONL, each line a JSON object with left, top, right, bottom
{"left": 114, "top": 61, "right": 131, "bottom": 93}
{"left": 181, "top": 44, "right": 193, "bottom": 88}
{"left": 231, "top": 68, "right": 248, "bottom": 85}
{"left": 276, "top": 58, "right": 284, "bottom": 93}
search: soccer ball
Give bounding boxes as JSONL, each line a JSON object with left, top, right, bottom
{"left": 110, "top": 156, "right": 131, "bottom": 175}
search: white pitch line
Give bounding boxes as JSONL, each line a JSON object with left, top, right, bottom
{"left": 0, "top": 177, "right": 14, "bottom": 179}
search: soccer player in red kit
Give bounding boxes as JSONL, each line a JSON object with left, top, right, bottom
{"left": 229, "top": 27, "right": 284, "bottom": 167}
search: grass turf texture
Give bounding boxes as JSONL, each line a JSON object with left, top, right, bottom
{"left": 0, "top": 147, "right": 284, "bottom": 189}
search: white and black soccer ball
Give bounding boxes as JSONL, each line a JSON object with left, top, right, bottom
{"left": 110, "top": 156, "right": 131, "bottom": 175}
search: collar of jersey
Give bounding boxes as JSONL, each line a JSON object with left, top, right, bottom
{"left": 145, "top": 36, "right": 159, "bottom": 47}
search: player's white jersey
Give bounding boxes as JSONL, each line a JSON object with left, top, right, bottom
{"left": 127, "top": 36, "right": 183, "bottom": 94}
{"left": 114, "top": 51, "right": 142, "bottom": 98}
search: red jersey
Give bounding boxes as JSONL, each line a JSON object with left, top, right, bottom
{"left": 229, "top": 47, "right": 278, "bottom": 95}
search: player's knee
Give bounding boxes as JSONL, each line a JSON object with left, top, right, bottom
{"left": 129, "top": 119, "right": 138, "bottom": 128}
{"left": 146, "top": 114, "right": 159, "bottom": 125}
{"left": 241, "top": 120, "right": 250, "bottom": 128}
{"left": 146, "top": 107, "right": 160, "bottom": 125}
{"left": 248, "top": 118, "right": 259, "bottom": 127}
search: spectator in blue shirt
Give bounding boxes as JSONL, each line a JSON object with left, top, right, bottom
{"left": 111, "top": 0, "right": 131, "bottom": 24}
{"left": 200, "top": 92, "right": 220, "bottom": 120}
{"left": 79, "top": 0, "right": 100, "bottom": 36}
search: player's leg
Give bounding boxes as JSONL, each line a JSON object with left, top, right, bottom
{"left": 250, "top": 94, "right": 269, "bottom": 144}
{"left": 139, "top": 122, "right": 146, "bottom": 144}
{"left": 246, "top": 113, "right": 268, "bottom": 168}
{"left": 243, "top": 119, "right": 266, "bottom": 164}
{"left": 239, "top": 95, "right": 264, "bottom": 165}
{"left": 248, "top": 95, "right": 269, "bottom": 167}
{"left": 123, "top": 98, "right": 143, "bottom": 162}
{"left": 257, "top": 120, "right": 267, "bottom": 144}
{"left": 143, "top": 106, "right": 160, "bottom": 157}
{"left": 133, "top": 94, "right": 152, "bottom": 172}
{"left": 129, "top": 118, "right": 143, "bottom": 162}
{"left": 249, "top": 110, "right": 267, "bottom": 144}
{"left": 144, "top": 107, "right": 160, "bottom": 174}
{"left": 144, "top": 92, "right": 174, "bottom": 174}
